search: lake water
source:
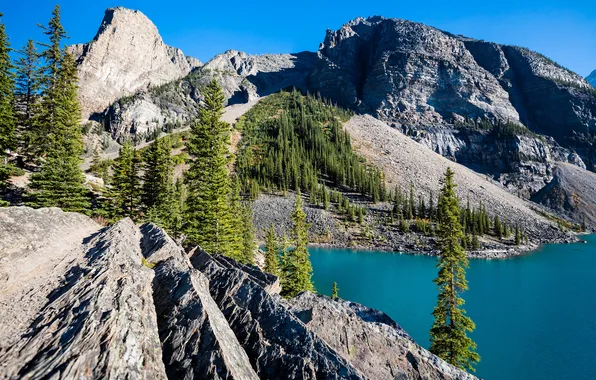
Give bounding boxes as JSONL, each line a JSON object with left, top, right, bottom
{"left": 309, "top": 235, "right": 596, "bottom": 380}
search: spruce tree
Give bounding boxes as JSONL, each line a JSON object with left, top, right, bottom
{"left": 14, "top": 39, "right": 40, "bottom": 155}
{"left": 0, "top": 13, "right": 15, "bottom": 172}
{"left": 281, "top": 192, "right": 315, "bottom": 298}
{"left": 27, "top": 38, "right": 89, "bottom": 213}
{"left": 429, "top": 168, "right": 480, "bottom": 372}
{"left": 111, "top": 142, "right": 141, "bottom": 218}
{"left": 264, "top": 224, "right": 280, "bottom": 276}
{"left": 332, "top": 281, "right": 339, "bottom": 299}
{"left": 239, "top": 203, "right": 256, "bottom": 264}
{"left": 185, "top": 79, "right": 235, "bottom": 255}
{"left": 142, "top": 137, "right": 175, "bottom": 227}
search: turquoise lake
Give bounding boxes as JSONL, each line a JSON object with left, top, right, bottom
{"left": 309, "top": 234, "right": 596, "bottom": 380}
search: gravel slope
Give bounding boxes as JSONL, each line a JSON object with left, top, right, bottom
{"left": 344, "top": 115, "right": 570, "bottom": 243}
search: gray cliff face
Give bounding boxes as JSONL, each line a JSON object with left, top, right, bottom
{"left": 462, "top": 40, "right": 596, "bottom": 140}
{"left": 587, "top": 70, "right": 596, "bottom": 87}
{"left": 309, "top": 17, "right": 520, "bottom": 125}
{"left": 71, "top": 7, "right": 201, "bottom": 120}
{"left": 0, "top": 207, "right": 478, "bottom": 379}
{"left": 402, "top": 125, "right": 584, "bottom": 196}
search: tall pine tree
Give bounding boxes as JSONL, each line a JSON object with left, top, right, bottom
{"left": 185, "top": 79, "right": 235, "bottom": 255}
{"left": 0, "top": 12, "right": 15, "bottom": 177}
{"left": 14, "top": 39, "right": 40, "bottom": 156}
{"left": 264, "top": 224, "right": 280, "bottom": 276}
{"left": 280, "top": 192, "right": 315, "bottom": 298}
{"left": 111, "top": 142, "right": 141, "bottom": 219}
{"left": 142, "top": 137, "right": 175, "bottom": 227}
{"left": 27, "top": 8, "right": 89, "bottom": 212}
{"left": 429, "top": 168, "right": 480, "bottom": 372}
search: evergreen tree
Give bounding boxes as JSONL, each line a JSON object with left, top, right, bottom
{"left": 239, "top": 203, "right": 256, "bottom": 264}
{"left": 111, "top": 143, "right": 141, "bottom": 218}
{"left": 14, "top": 39, "right": 40, "bottom": 155}
{"left": 332, "top": 282, "right": 339, "bottom": 299}
{"left": 0, "top": 13, "right": 15, "bottom": 172}
{"left": 515, "top": 224, "right": 521, "bottom": 246}
{"left": 429, "top": 168, "right": 480, "bottom": 372}
{"left": 264, "top": 224, "right": 280, "bottom": 276}
{"left": 185, "top": 79, "right": 235, "bottom": 255}
{"left": 26, "top": 15, "right": 89, "bottom": 213}
{"left": 280, "top": 193, "right": 315, "bottom": 298}
{"left": 142, "top": 137, "right": 175, "bottom": 227}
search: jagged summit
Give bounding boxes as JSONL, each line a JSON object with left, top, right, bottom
{"left": 70, "top": 7, "right": 201, "bottom": 119}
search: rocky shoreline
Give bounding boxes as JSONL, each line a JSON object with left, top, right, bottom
{"left": 253, "top": 193, "right": 581, "bottom": 260}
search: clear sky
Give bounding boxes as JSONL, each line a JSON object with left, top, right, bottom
{"left": 2, "top": 0, "right": 595, "bottom": 76}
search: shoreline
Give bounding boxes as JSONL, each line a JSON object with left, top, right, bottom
{"left": 307, "top": 233, "right": 583, "bottom": 260}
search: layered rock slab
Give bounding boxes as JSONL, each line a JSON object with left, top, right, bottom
{"left": 0, "top": 218, "right": 167, "bottom": 379}
{"left": 0, "top": 207, "right": 100, "bottom": 351}
{"left": 141, "top": 224, "right": 259, "bottom": 379}
{"left": 287, "top": 292, "right": 477, "bottom": 380}
{"left": 190, "top": 249, "right": 366, "bottom": 379}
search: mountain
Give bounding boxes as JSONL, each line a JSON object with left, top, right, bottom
{"left": 71, "top": 9, "right": 596, "bottom": 228}
{"left": 70, "top": 7, "right": 201, "bottom": 119}
{"left": 588, "top": 70, "right": 596, "bottom": 87}
{"left": 0, "top": 207, "right": 476, "bottom": 380}
{"left": 309, "top": 17, "right": 595, "bottom": 142}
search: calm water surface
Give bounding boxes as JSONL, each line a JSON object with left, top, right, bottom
{"left": 309, "top": 235, "right": 596, "bottom": 380}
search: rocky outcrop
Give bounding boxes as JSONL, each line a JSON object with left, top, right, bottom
{"left": 287, "top": 292, "right": 476, "bottom": 380}
{"left": 531, "top": 163, "right": 596, "bottom": 229}
{"left": 190, "top": 249, "right": 366, "bottom": 379}
{"left": 0, "top": 207, "right": 479, "bottom": 379}
{"left": 0, "top": 218, "right": 167, "bottom": 379}
{"left": 588, "top": 70, "right": 596, "bottom": 87}
{"left": 141, "top": 224, "right": 259, "bottom": 379}
{"left": 308, "top": 17, "right": 520, "bottom": 126}
{"left": 462, "top": 40, "right": 596, "bottom": 141}
{"left": 71, "top": 7, "right": 201, "bottom": 119}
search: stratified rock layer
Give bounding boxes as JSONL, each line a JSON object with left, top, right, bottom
{"left": 0, "top": 218, "right": 167, "bottom": 379}
{"left": 287, "top": 292, "right": 476, "bottom": 380}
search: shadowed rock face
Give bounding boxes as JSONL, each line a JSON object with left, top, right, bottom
{"left": 190, "top": 249, "right": 366, "bottom": 379}
{"left": 308, "top": 17, "right": 520, "bottom": 126}
{"left": 287, "top": 292, "right": 477, "bottom": 380}
{"left": 0, "top": 207, "right": 479, "bottom": 379}
{"left": 70, "top": 7, "right": 201, "bottom": 120}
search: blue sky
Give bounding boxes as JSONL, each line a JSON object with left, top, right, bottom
{"left": 2, "top": 0, "right": 595, "bottom": 76}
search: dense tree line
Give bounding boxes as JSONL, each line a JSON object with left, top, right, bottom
{"left": 236, "top": 90, "right": 387, "bottom": 202}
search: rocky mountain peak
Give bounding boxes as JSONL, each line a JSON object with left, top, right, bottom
{"left": 70, "top": 7, "right": 201, "bottom": 119}
{"left": 312, "top": 16, "right": 520, "bottom": 126}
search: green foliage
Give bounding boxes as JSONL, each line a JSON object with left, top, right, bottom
{"left": 332, "top": 281, "right": 339, "bottom": 299}
{"left": 142, "top": 137, "right": 174, "bottom": 218}
{"left": 235, "top": 90, "right": 385, "bottom": 201}
{"left": 184, "top": 79, "right": 237, "bottom": 256}
{"left": 264, "top": 224, "right": 280, "bottom": 276}
{"left": 280, "top": 193, "right": 315, "bottom": 298}
{"left": 239, "top": 203, "right": 256, "bottom": 265}
{"left": 14, "top": 39, "right": 41, "bottom": 155}
{"left": 429, "top": 168, "right": 480, "bottom": 372}
{"left": 111, "top": 142, "right": 141, "bottom": 218}
{"left": 0, "top": 13, "right": 15, "bottom": 157}
{"left": 26, "top": 10, "right": 89, "bottom": 213}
